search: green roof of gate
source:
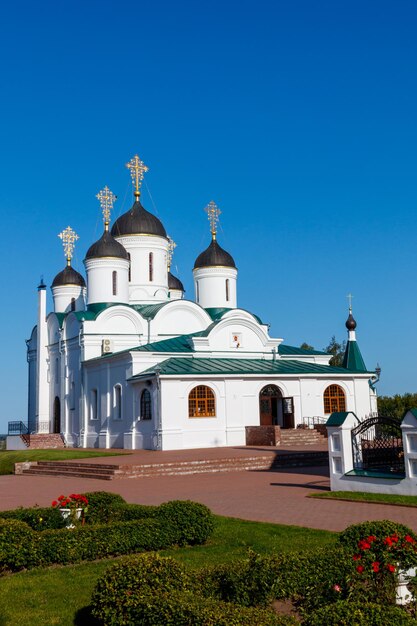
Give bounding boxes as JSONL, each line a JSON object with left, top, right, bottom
{"left": 403, "top": 408, "right": 417, "bottom": 420}
{"left": 342, "top": 340, "right": 367, "bottom": 372}
{"left": 326, "top": 411, "right": 359, "bottom": 426}
{"left": 130, "top": 358, "right": 369, "bottom": 379}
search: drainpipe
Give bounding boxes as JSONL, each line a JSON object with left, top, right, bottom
{"left": 154, "top": 363, "right": 162, "bottom": 450}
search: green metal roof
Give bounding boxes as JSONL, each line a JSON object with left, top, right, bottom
{"left": 130, "top": 334, "right": 328, "bottom": 357}
{"left": 131, "top": 332, "right": 203, "bottom": 353}
{"left": 342, "top": 340, "right": 367, "bottom": 372}
{"left": 132, "top": 302, "right": 169, "bottom": 319}
{"left": 205, "top": 307, "right": 263, "bottom": 324}
{"left": 326, "top": 411, "right": 359, "bottom": 427}
{"left": 130, "top": 357, "right": 371, "bottom": 379}
{"left": 278, "top": 344, "right": 327, "bottom": 356}
{"left": 404, "top": 408, "right": 417, "bottom": 420}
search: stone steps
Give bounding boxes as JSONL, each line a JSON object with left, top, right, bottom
{"left": 20, "top": 434, "right": 65, "bottom": 449}
{"left": 279, "top": 428, "right": 326, "bottom": 447}
{"left": 20, "top": 450, "right": 329, "bottom": 480}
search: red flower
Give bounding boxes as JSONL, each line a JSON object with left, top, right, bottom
{"left": 353, "top": 554, "right": 361, "bottom": 561}
{"left": 384, "top": 537, "right": 393, "bottom": 546}
{"left": 52, "top": 500, "right": 58, "bottom": 507}
{"left": 372, "top": 562, "right": 380, "bottom": 573}
{"left": 405, "top": 535, "right": 415, "bottom": 544}
{"left": 356, "top": 565, "right": 365, "bottom": 573}
{"left": 358, "top": 540, "right": 371, "bottom": 550}
{"left": 366, "top": 535, "right": 377, "bottom": 543}
{"left": 386, "top": 564, "right": 396, "bottom": 573}
{"left": 333, "top": 584, "right": 341, "bottom": 592}
{"left": 391, "top": 535, "right": 399, "bottom": 543}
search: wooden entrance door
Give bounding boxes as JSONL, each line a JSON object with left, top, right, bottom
{"left": 53, "top": 396, "right": 61, "bottom": 434}
{"left": 259, "top": 385, "right": 282, "bottom": 426}
{"left": 282, "top": 397, "right": 295, "bottom": 429}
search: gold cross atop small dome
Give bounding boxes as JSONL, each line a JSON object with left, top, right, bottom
{"left": 52, "top": 226, "right": 86, "bottom": 288}
{"left": 194, "top": 201, "right": 236, "bottom": 269}
{"left": 111, "top": 154, "right": 167, "bottom": 238}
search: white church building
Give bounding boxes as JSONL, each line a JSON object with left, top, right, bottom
{"left": 26, "top": 154, "right": 378, "bottom": 450}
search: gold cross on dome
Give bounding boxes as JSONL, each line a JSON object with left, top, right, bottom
{"left": 205, "top": 201, "right": 221, "bottom": 240}
{"left": 126, "top": 154, "right": 149, "bottom": 197}
{"left": 167, "top": 235, "right": 177, "bottom": 271}
{"left": 96, "top": 186, "right": 116, "bottom": 230}
{"left": 58, "top": 226, "right": 79, "bottom": 266}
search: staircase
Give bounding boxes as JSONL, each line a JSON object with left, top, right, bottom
{"left": 19, "top": 447, "right": 328, "bottom": 481}
{"left": 20, "top": 434, "right": 65, "bottom": 449}
{"left": 279, "top": 428, "right": 327, "bottom": 447}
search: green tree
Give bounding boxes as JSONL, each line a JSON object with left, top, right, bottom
{"left": 377, "top": 393, "right": 417, "bottom": 420}
{"left": 300, "top": 342, "right": 315, "bottom": 351}
{"left": 324, "top": 335, "right": 346, "bottom": 367}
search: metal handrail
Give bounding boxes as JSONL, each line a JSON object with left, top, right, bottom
{"left": 302, "top": 416, "right": 328, "bottom": 429}
{"left": 8, "top": 421, "right": 29, "bottom": 435}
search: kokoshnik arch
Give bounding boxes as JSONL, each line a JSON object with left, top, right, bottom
{"left": 26, "top": 153, "right": 378, "bottom": 450}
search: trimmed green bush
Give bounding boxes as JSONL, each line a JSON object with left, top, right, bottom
{"left": 82, "top": 491, "right": 126, "bottom": 524}
{"left": 200, "top": 550, "right": 279, "bottom": 607}
{"left": 111, "top": 502, "right": 159, "bottom": 522}
{"left": 91, "top": 553, "right": 190, "bottom": 624}
{"left": 304, "top": 600, "right": 415, "bottom": 626}
{"left": 0, "top": 506, "right": 66, "bottom": 530}
{"left": 97, "top": 589, "right": 297, "bottom": 626}
{"left": 156, "top": 500, "right": 215, "bottom": 546}
{"left": 0, "top": 500, "right": 215, "bottom": 571}
{"left": 200, "top": 547, "right": 355, "bottom": 613}
{"left": 0, "top": 519, "right": 37, "bottom": 572}
{"left": 91, "top": 553, "right": 296, "bottom": 626}
{"left": 338, "top": 520, "right": 417, "bottom": 550}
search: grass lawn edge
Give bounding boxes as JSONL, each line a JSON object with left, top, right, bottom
{"left": 308, "top": 492, "right": 417, "bottom": 508}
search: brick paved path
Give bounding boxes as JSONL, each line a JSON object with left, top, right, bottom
{"left": 1, "top": 459, "right": 417, "bottom": 532}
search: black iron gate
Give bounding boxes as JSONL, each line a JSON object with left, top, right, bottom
{"left": 351, "top": 416, "right": 405, "bottom": 475}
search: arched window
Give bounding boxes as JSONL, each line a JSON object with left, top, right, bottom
{"left": 225, "top": 279, "right": 229, "bottom": 302}
{"left": 141, "top": 389, "right": 152, "bottom": 420}
{"left": 70, "top": 297, "right": 76, "bottom": 311}
{"left": 112, "top": 271, "right": 117, "bottom": 296}
{"left": 127, "top": 253, "right": 131, "bottom": 282}
{"left": 323, "top": 384, "right": 346, "bottom": 414}
{"left": 188, "top": 385, "right": 216, "bottom": 418}
{"left": 196, "top": 281, "right": 199, "bottom": 303}
{"left": 113, "top": 385, "right": 122, "bottom": 420}
{"left": 149, "top": 252, "right": 153, "bottom": 282}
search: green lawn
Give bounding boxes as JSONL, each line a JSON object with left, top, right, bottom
{"left": 0, "top": 516, "right": 335, "bottom": 626}
{"left": 309, "top": 490, "right": 417, "bottom": 507}
{"left": 0, "top": 450, "right": 129, "bottom": 475}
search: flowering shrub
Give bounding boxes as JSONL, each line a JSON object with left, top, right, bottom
{"left": 344, "top": 523, "right": 417, "bottom": 604}
{"left": 52, "top": 494, "right": 89, "bottom": 527}
{"left": 51, "top": 494, "right": 88, "bottom": 512}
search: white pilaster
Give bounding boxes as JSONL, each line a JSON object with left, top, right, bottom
{"left": 36, "top": 282, "right": 49, "bottom": 431}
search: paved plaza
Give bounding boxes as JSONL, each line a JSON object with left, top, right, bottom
{"left": 1, "top": 448, "right": 417, "bottom": 532}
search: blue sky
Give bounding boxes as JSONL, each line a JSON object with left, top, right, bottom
{"left": 0, "top": 0, "right": 416, "bottom": 431}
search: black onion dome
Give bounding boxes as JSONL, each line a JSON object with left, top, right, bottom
{"left": 194, "top": 239, "right": 236, "bottom": 269}
{"left": 346, "top": 311, "right": 357, "bottom": 331}
{"left": 168, "top": 271, "right": 184, "bottom": 292}
{"left": 85, "top": 231, "right": 129, "bottom": 260}
{"left": 111, "top": 200, "right": 167, "bottom": 238}
{"left": 52, "top": 265, "right": 86, "bottom": 288}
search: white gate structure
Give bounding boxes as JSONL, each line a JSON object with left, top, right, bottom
{"left": 326, "top": 409, "right": 417, "bottom": 495}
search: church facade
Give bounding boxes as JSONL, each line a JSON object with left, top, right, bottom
{"left": 26, "top": 154, "right": 377, "bottom": 450}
